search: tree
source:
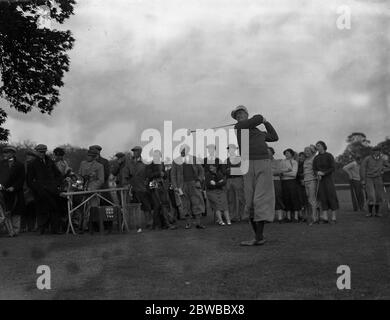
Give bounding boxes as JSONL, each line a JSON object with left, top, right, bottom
{"left": 336, "top": 141, "right": 372, "bottom": 166}
{"left": 0, "top": 0, "right": 75, "bottom": 140}
{"left": 55, "top": 143, "right": 88, "bottom": 171}
{"left": 334, "top": 133, "right": 372, "bottom": 183}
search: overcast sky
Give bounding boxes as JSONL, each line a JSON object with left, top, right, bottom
{"left": 2, "top": 0, "right": 389, "bottom": 159}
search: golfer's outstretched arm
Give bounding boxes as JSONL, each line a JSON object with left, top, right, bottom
{"left": 263, "top": 121, "right": 279, "bottom": 142}
{"left": 234, "top": 115, "right": 264, "bottom": 129}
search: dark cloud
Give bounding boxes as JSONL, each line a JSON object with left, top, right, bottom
{"left": 3, "top": 0, "right": 389, "bottom": 158}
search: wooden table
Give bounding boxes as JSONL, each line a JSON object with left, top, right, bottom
{"left": 61, "top": 187, "right": 131, "bottom": 235}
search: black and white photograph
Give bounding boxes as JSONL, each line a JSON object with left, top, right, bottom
{"left": 0, "top": 0, "right": 389, "bottom": 303}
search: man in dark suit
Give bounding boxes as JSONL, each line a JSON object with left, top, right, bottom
{"left": 0, "top": 145, "right": 25, "bottom": 236}
{"left": 26, "top": 144, "right": 63, "bottom": 234}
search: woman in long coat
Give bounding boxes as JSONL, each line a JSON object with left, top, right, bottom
{"left": 280, "top": 149, "right": 300, "bottom": 222}
{"left": 313, "top": 141, "right": 339, "bottom": 223}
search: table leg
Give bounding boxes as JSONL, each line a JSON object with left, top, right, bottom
{"left": 121, "top": 190, "right": 129, "bottom": 232}
{"left": 67, "top": 195, "right": 76, "bottom": 235}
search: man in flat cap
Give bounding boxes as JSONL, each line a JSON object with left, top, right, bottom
{"left": 231, "top": 105, "right": 279, "bottom": 246}
{"left": 78, "top": 148, "right": 105, "bottom": 231}
{"left": 27, "top": 144, "right": 63, "bottom": 234}
{"left": 171, "top": 144, "right": 206, "bottom": 229}
{"left": 89, "top": 145, "right": 111, "bottom": 204}
{"left": 360, "top": 146, "right": 390, "bottom": 217}
{"left": 122, "top": 146, "right": 153, "bottom": 232}
{"left": 0, "top": 145, "right": 25, "bottom": 236}
{"left": 89, "top": 145, "right": 110, "bottom": 185}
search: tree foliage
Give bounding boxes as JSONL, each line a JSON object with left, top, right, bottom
{"left": 335, "top": 133, "right": 390, "bottom": 183}
{"left": 0, "top": 0, "right": 75, "bottom": 140}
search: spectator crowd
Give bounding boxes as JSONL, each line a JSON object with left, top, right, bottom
{"left": 0, "top": 138, "right": 389, "bottom": 237}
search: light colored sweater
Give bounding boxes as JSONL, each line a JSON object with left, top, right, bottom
{"left": 343, "top": 161, "right": 361, "bottom": 181}
{"left": 303, "top": 156, "right": 316, "bottom": 182}
{"left": 280, "top": 159, "right": 298, "bottom": 181}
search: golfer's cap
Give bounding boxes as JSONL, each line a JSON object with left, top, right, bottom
{"left": 35, "top": 144, "right": 48, "bottom": 153}
{"left": 372, "top": 146, "right": 381, "bottom": 152}
{"left": 131, "top": 146, "right": 142, "bottom": 152}
{"left": 2, "top": 145, "right": 16, "bottom": 153}
{"left": 89, "top": 145, "right": 102, "bottom": 152}
{"left": 231, "top": 105, "right": 248, "bottom": 120}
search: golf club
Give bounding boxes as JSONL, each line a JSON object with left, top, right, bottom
{"left": 187, "top": 123, "right": 236, "bottom": 135}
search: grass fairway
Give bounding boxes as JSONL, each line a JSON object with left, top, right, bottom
{"left": 1, "top": 209, "right": 389, "bottom": 300}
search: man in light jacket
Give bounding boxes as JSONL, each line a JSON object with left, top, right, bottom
{"left": 360, "top": 147, "right": 390, "bottom": 217}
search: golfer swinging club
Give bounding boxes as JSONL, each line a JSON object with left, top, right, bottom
{"left": 232, "top": 105, "right": 279, "bottom": 246}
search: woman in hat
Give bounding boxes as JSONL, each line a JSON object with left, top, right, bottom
{"left": 280, "top": 148, "right": 300, "bottom": 222}
{"left": 313, "top": 141, "right": 339, "bottom": 223}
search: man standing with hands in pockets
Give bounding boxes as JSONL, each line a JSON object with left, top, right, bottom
{"left": 232, "top": 105, "right": 279, "bottom": 246}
